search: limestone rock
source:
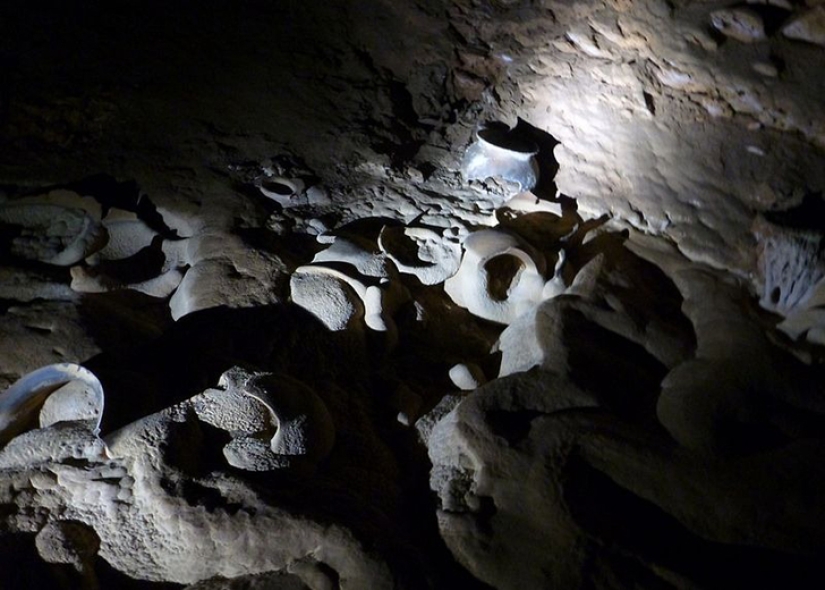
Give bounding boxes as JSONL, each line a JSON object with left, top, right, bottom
{"left": 461, "top": 126, "right": 539, "bottom": 193}
{"left": 0, "top": 372, "right": 392, "bottom": 587}
{"left": 289, "top": 268, "right": 365, "bottom": 331}
{"left": 444, "top": 228, "right": 555, "bottom": 325}
{"left": 185, "top": 571, "right": 312, "bottom": 589}
{"left": 710, "top": 8, "right": 766, "bottom": 43}
{"left": 0, "top": 422, "right": 108, "bottom": 470}
{"left": 783, "top": 6, "right": 825, "bottom": 46}
{"left": 0, "top": 363, "right": 104, "bottom": 447}
{"left": 35, "top": 520, "right": 100, "bottom": 569}
{"left": 0, "top": 267, "right": 77, "bottom": 303}
{"left": 427, "top": 367, "right": 825, "bottom": 589}
{"left": 1, "top": 1, "right": 825, "bottom": 587}
{"left": 0, "top": 201, "right": 106, "bottom": 266}
{"left": 629, "top": 234, "right": 825, "bottom": 455}
{"left": 169, "top": 233, "right": 289, "bottom": 320}
{"left": 378, "top": 225, "right": 462, "bottom": 286}
{"left": 0, "top": 305, "right": 102, "bottom": 389}
{"left": 448, "top": 363, "right": 486, "bottom": 391}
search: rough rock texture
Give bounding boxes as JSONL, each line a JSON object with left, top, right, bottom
{"left": 1, "top": 0, "right": 824, "bottom": 588}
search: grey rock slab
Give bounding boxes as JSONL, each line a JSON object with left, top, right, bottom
{"left": 0, "top": 303, "right": 102, "bottom": 389}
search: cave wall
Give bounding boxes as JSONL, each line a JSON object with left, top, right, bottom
{"left": 1, "top": 1, "right": 825, "bottom": 589}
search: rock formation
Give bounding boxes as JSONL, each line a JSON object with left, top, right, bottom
{"left": 1, "top": 1, "right": 824, "bottom": 588}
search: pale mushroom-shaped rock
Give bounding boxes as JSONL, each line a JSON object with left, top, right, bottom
{"left": 377, "top": 225, "right": 462, "bottom": 285}
{"left": 69, "top": 207, "right": 188, "bottom": 298}
{"left": 448, "top": 363, "right": 487, "bottom": 391}
{"left": 193, "top": 394, "right": 275, "bottom": 469}
{"left": 169, "top": 233, "right": 289, "bottom": 320}
{"left": 462, "top": 127, "right": 539, "bottom": 192}
{"left": 311, "top": 237, "right": 391, "bottom": 278}
{"left": 0, "top": 363, "right": 104, "bottom": 446}
{"left": 0, "top": 199, "right": 106, "bottom": 266}
{"left": 210, "top": 367, "right": 336, "bottom": 471}
{"left": 444, "top": 228, "right": 556, "bottom": 324}
{"left": 290, "top": 265, "right": 366, "bottom": 331}
{"left": 88, "top": 208, "right": 159, "bottom": 263}
{"left": 291, "top": 238, "right": 409, "bottom": 337}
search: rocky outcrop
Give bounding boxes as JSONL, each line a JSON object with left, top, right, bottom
{"left": 0, "top": 0, "right": 824, "bottom": 588}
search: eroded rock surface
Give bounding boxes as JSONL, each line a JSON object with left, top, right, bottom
{"left": 1, "top": 0, "right": 824, "bottom": 588}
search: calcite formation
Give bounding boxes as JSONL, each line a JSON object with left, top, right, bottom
{"left": 0, "top": 1, "right": 824, "bottom": 588}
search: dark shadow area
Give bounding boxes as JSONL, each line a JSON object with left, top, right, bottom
{"left": 514, "top": 117, "right": 560, "bottom": 199}
{"left": 486, "top": 408, "right": 544, "bottom": 445}
{"left": 564, "top": 308, "right": 668, "bottom": 429}
{"left": 66, "top": 174, "right": 179, "bottom": 239}
{"left": 95, "top": 560, "right": 183, "bottom": 590}
{"left": 0, "top": 532, "right": 66, "bottom": 589}
{"left": 564, "top": 455, "right": 824, "bottom": 589}
{"left": 78, "top": 239, "right": 169, "bottom": 286}
{"left": 734, "top": 2, "right": 792, "bottom": 36}
{"left": 763, "top": 191, "right": 825, "bottom": 231}
{"left": 371, "top": 81, "right": 426, "bottom": 170}
{"left": 84, "top": 302, "right": 375, "bottom": 434}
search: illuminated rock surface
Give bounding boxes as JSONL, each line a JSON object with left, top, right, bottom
{"left": 1, "top": 1, "right": 824, "bottom": 588}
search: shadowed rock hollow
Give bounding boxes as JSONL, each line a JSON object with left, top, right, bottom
{"left": 1, "top": 1, "right": 824, "bottom": 588}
